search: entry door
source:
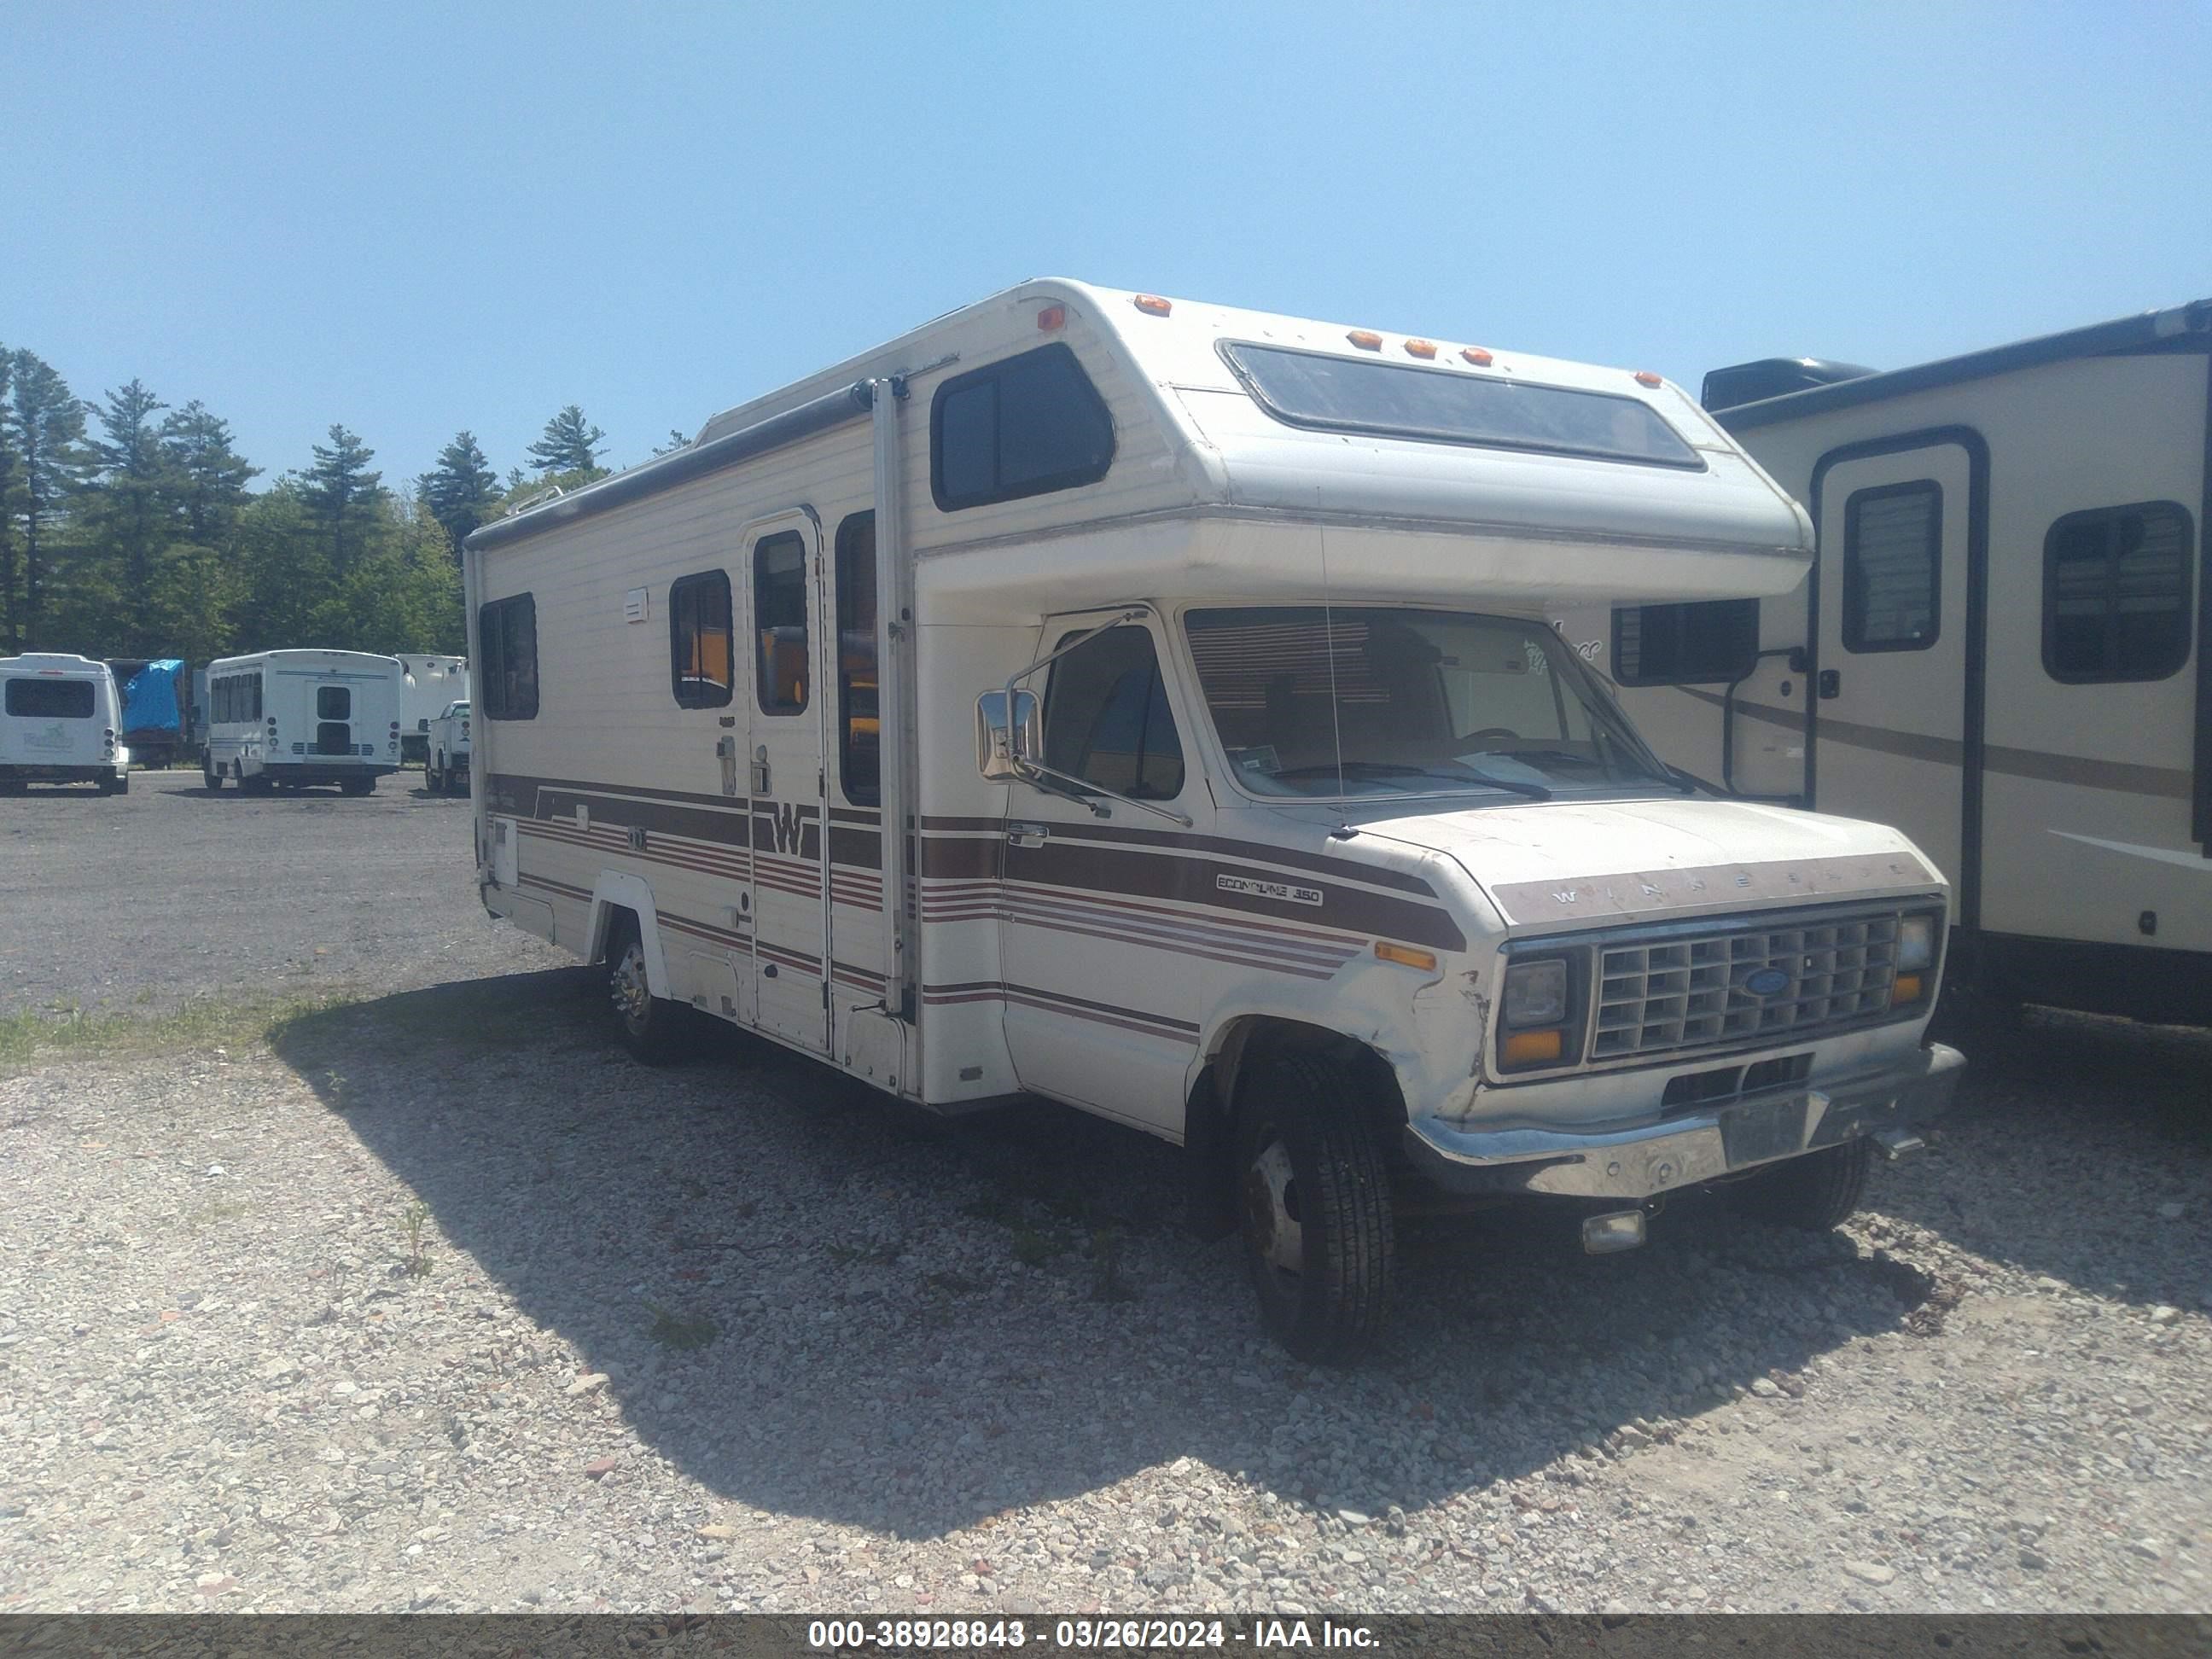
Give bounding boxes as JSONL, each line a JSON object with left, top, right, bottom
{"left": 1812, "top": 440, "right": 1978, "bottom": 894}
{"left": 743, "top": 512, "right": 832, "bottom": 1053}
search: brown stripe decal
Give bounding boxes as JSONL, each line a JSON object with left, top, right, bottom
{"left": 1674, "top": 688, "right": 2193, "bottom": 801}
{"left": 922, "top": 980, "right": 1199, "bottom": 1043}
{"left": 919, "top": 814, "right": 1444, "bottom": 896}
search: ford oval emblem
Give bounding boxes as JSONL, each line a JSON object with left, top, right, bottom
{"left": 1742, "top": 968, "right": 1791, "bottom": 998}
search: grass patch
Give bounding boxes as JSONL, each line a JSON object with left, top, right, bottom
{"left": 0, "top": 992, "right": 348, "bottom": 1080}
{"left": 645, "top": 1302, "right": 719, "bottom": 1351}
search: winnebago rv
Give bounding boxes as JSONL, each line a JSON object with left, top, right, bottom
{"left": 397, "top": 654, "right": 469, "bottom": 763}
{"left": 1565, "top": 300, "right": 2211, "bottom": 1026}
{"left": 203, "top": 649, "right": 404, "bottom": 794}
{"left": 0, "top": 654, "right": 131, "bottom": 794}
{"left": 465, "top": 280, "right": 1963, "bottom": 1360}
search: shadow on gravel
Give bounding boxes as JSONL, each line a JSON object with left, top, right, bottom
{"left": 1877, "top": 1005, "right": 2212, "bottom": 1308}
{"left": 274, "top": 971, "right": 1953, "bottom": 1540}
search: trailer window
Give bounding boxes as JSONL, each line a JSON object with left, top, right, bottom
{"left": 1042, "top": 626, "right": 1185, "bottom": 800}
{"left": 1843, "top": 480, "right": 1941, "bottom": 653}
{"left": 930, "top": 343, "right": 1116, "bottom": 512}
{"left": 835, "top": 513, "right": 879, "bottom": 806}
{"left": 2043, "top": 502, "right": 2194, "bottom": 684}
{"left": 4, "top": 678, "right": 95, "bottom": 719}
{"left": 668, "top": 570, "right": 734, "bottom": 709}
{"left": 754, "top": 532, "right": 809, "bottom": 714}
{"left": 480, "top": 594, "right": 539, "bottom": 719}
{"left": 1611, "top": 599, "right": 1759, "bottom": 685}
{"left": 1221, "top": 341, "right": 1702, "bottom": 469}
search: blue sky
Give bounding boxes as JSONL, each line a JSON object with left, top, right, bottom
{"left": 8, "top": 1, "right": 2209, "bottom": 491}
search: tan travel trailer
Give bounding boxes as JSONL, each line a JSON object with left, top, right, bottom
{"left": 465, "top": 281, "right": 1962, "bottom": 1360}
{"left": 1565, "top": 301, "right": 2210, "bottom": 1026}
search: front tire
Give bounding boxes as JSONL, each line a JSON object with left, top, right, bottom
{"left": 605, "top": 917, "right": 689, "bottom": 1065}
{"left": 1234, "top": 1051, "right": 1396, "bottom": 1365}
{"left": 1723, "top": 1138, "right": 1874, "bottom": 1231}
{"left": 203, "top": 760, "right": 224, "bottom": 790}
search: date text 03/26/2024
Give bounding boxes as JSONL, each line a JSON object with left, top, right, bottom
{"left": 806, "top": 1620, "right": 1380, "bottom": 1650}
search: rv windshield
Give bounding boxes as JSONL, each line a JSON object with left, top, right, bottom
{"left": 1185, "top": 607, "right": 1679, "bottom": 802}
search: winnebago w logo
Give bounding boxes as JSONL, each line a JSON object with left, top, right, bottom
{"left": 766, "top": 800, "right": 810, "bottom": 856}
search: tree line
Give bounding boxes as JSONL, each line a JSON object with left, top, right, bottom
{"left": 0, "top": 341, "right": 642, "bottom": 665}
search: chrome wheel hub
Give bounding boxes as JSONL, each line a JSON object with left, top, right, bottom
{"left": 611, "top": 946, "right": 651, "bottom": 1028}
{"left": 1243, "top": 1138, "right": 1304, "bottom": 1278}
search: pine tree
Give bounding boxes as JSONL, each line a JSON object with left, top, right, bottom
{"left": 6, "top": 350, "right": 89, "bottom": 651}
{"left": 303, "top": 425, "right": 384, "bottom": 575}
{"left": 421, "top": 431, "right": 499, "bottom": 556}
{"left": 158, "top": 401, "right": 258, "bottom": 661}
{"left": 81, "top": 379, "right": 172, "bottom": 654}
{"left": 527, "top": 405, "right": 608, "bottom": 479}
{"left": 0, "top": 348, "right": 18, "bottom": 652}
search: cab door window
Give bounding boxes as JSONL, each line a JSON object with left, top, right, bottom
{"left": 1041, "top": 626, "right": 1185, "bottom": 800}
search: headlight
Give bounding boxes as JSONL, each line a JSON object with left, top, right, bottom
{"left": 1502, "top": 958, "right": 1569, "bottom": 1028}
{"left": 1897, "top": 915, "right": 1936, "bottom": 971}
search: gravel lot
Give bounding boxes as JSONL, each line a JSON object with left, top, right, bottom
{"left": 0, "top": 767, "right": 563, "bottom": 1019}
{"left": 2, "top": 773, "right": 2209, "bottom": 1616}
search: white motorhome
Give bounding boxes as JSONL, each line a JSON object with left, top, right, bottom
{"left": 397, "top": 654, "right": 469, "bottom": 763}
{"left": 465, "top": 280, "right": 1963, "bottom": 1360}
{"left": 426, "top": 699, "right": 470, "bottom": 794}
{"left": 1563, "top": 300, "right": 2210, "bottom": 1027}
{"left": 202, "top": 649, "right": 404, "bottom": 795}
{"left": 0, "top": 654, "right": 131, "bottom": 794}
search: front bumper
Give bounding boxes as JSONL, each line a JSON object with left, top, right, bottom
{"left": 1405, "top": 1042, "right": 1964, "bottom": 1202}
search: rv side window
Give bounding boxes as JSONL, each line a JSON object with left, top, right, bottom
{"left": 753, "top": 532, "right": 809, "bottom": 714}
{"left": 480, "top": 594, "right": 539, "bottom": 719}
{"left": 4, "top": 678, "right": 95, "bottom": 719}
{"left": 2042, "top": 502, "right": 2194, "bottom": 684}
{"left": 835, "top": 513, "right": 879, "bottom": 805}
{"left": 1042, "top": 626, "right": 1185, "bottom": 801}
{"left": 250, "top": 674, "right": 262, "bottom": 720}
{"left": 1611, "top": 599, "right": 1759, "bottom": 685}
{"left": 667, "top": 570, "right": 735, "bottom": 709}
{"left": 929, "top": 342, "right": 1115, "bottom": 513}
{"left": 1843, "top": 480, "right": 1941, "bottom": 653}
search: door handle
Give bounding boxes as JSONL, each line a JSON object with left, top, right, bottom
{"left": 1817, "top": 669, "right": 1841, "bottom": 700}
{"left": 1006, "top": 823, "right": 1050, "bottom": 848}
{"left": 715, "top": 735, "right": 739, "bottom": 797}
{"left": 749, "top": 745, "right": 771, "bottom": 795}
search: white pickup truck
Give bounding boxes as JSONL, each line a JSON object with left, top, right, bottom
{"left": 425, "top": 700, "right": 470, "bottom": 795}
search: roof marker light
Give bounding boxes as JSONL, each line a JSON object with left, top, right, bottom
{"left": 1133, "top": 294, "right": 1172, "bottom": 317}
{"left": 1404, "top": 338, "right": 1437, "bottom": 359}
{"left": 1347, "top": 329, "right": 1382, "bottom": 350}
{"left": 1634, "top": 370, "right": 1663, "bottom": 387}
{"left": 1037, "top": 305, "right": 1066, "bottom": 331}
{"left": 1462, "top": 346, "right": 1494, "bottom": 367}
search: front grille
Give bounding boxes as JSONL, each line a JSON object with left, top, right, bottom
{"left": 1591, "top": 913, "right": 1902, "bottom": 1061}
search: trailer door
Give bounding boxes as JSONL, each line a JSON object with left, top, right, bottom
{"left": 743, "top": 512, "right": 833, "bottom": 1053}
{"left": 1809, "top": 435, "right": 1983, "bottom": 914}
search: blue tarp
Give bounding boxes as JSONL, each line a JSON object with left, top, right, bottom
{"left": 120, "top": 660, "right": 184, "bottom": 733}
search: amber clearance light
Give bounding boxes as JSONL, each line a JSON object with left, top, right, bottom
{"left": 1374, "top": 941, "right": 1438, "bottom": 971}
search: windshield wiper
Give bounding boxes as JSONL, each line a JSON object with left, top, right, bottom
{"left": 1269, "top": 760, "right": 1552, "bottom": 800}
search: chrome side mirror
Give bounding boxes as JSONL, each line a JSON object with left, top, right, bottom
{"left": 975, "top": 688, "right": 1042, "bottom": 781}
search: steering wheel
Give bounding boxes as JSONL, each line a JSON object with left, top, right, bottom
{"left": 1456, "top": 726, "right": 1522, "bottom": 750}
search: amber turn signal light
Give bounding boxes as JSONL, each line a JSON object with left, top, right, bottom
{"left": 1890, "top": 974, "right": 1924, "bottom": 1006}
{"left": 1502, "top": 1029, "right": 1564, "bottom": 1066}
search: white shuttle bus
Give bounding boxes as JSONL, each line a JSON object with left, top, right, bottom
{"left": 465, "top": 281, "right": 1963, "bottom": 1360}
{"left": 0, "top": 654, "right": 131, "bottom": 795}
{"left": 1563, "top": 300, "right": 2211, "bottom": 1027}
{"left": 203, "top": 649, "right": 404, "bottom": 795}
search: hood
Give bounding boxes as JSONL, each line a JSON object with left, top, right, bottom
{"left": 1354, "top": 795, "right": 1945, "bottom": 931}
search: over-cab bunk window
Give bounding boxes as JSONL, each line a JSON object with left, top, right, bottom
{"left": 479, "top": 594, "right": 539, "bottom": 719}
{"left": 667, "top": 570, "right": 734, "bottom": 709}
{"left": 2042, "top": 502, "right": 2194, "bottom": 684}
{"left": 1610, "top": 599, "right": 1759, "bottom": 686}
{"left": 930, "top": 342, "right": 1115, "bottom": 512}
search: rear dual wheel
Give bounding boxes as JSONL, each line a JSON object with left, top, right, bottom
{"left": 605, "top": 916, "right": 690, "bottom": 1065}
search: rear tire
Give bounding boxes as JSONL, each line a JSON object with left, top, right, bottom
{"left": 1234, "top": 1050, "right": 1396, "bottom": 1365}
{"left": 605, "top": 915, "right": 689, "bottom": 1065}
{"left": 1723, "top": 1138, "right": 1874, "bottom": 1232}
{"left": 424, "top": 754, "right": 441, "bottom": 792}
{"left": 203, "top": 760, "right": 224, "bottom": 790}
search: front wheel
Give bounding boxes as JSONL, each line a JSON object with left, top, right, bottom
{"left": 1235, "top": 1051, "right": 1396, "bottom": 1365}
{"left": 606, "top": 918, "right": 689, "bottom": 1065}
{"left": 1722, "top": 1138, "right": 1874, "bottom": 1231}
{"left": 203, "top": 761, "right": 224, "bottom": 791}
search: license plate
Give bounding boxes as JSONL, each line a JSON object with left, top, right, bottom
{"left": 1721, "top": 1094, "right": 1808, "bottom": 1167}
